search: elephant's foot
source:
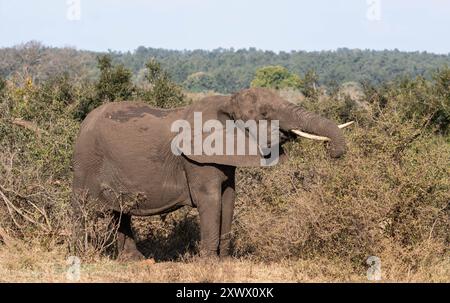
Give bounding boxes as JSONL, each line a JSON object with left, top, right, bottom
{"left": 116, "top": 232, "right": 145, "bottom": 261}
{"left": 115, "top": 212, "right": 144, "bottom": 261}
{"left": 195, "top": 254, "right": 220, "bottom": 264}
{"left": 118, "top": 248, "right": 145, "bottom": 262}
{"left": 219, "top": 254, "right": 233, "bottom": 262}
{"left": 196, "top": 248, "right": 220, "bottom": 263}
{"left": 219, "top": 241, "right": 231, "bottom": 259}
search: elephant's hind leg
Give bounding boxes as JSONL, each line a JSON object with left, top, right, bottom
{"left": 219, "top": 177, "right": 235, "bottom": 258}
{"left": 115, "top": 212, "right": 145, "bottom": 261}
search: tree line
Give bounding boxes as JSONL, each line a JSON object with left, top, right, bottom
{"left": 1, "top": 41, "right": 450, "bottom": 93}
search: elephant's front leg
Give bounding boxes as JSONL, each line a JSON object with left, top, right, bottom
{"left": 219, "top": 179, "right": 235, "bottom": 258}
{"left": 196, "top": 180, "right": 222, "bottom": 258}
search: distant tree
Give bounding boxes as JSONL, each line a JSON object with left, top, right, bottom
{"left": 74, "top": 55, "right": 135, "bottom": 120}
{"left": 3, "top": 43, "right": 450, "bottom": 94}
{"left": 143, "top": 58, "right": 185, "bottom": 109}
{"left": 251, "top": 66, "right": 302, "bottom": 90}
{"left": 96, "top": 55, "right": 134, "bottom": 102}
{"left": 427, "top": 67, "right": 450, "bottom": 133}
{"left": 184, "top": 72, "right": 216, "bottom": 92}
{"left": 0, "top": 76, "right": 5, "bottom": 93}
{"left": 301, "top": 69, "right": 319, "bottom": 98}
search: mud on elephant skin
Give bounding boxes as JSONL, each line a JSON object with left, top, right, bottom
{"left": 72, "top": 87, "right": 352, "bottom": 260}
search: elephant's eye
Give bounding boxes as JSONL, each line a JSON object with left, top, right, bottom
{"left": 259, "top": 104, "right": 272, "bottom": 119}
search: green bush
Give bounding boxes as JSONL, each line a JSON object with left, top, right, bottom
{"left": 251, "top": 65, "right": 302, "bottom": 90}
{"left": 141, "top": 58, "right": 186, "bottom": 108}
{"left": 0, "top": 76, "right": 5, "bottom": 94}
{"left": 0, "top": 75, "right": 79, "bottom": 243}
{"left": 184, "top": 72, "right": 216, "bottom": 92}
{"left": 96, "top": 55, "right": 135, "bottom": 102}
{"left": 74, "top": 55, "right": 135, "bottom": 120}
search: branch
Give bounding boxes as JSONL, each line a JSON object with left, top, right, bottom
{"left": 0, "top": 226, "right": 17, "bottom": 248}
{"left": 11, "top": 118, "right": 48, "bottom": 136}
{"left": 0, "top": 186, "right": 51, "bottom": 232}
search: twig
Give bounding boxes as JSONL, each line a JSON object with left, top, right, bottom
{"left": 0, "top": 188, "right": 24, "bottom": 229}
{"left": 428, "top": 203, "right": 449, "bottom": 240}
{"left": 11, "top": 118, "right": 48, "bottom": 136}
{"left": 0, "top": 187, "right": 50, "bottom": 232}
{"left": 0, "top": 226, "right": 17, "bottom": 248}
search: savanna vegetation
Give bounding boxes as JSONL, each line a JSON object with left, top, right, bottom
{"left": 0, "top": 43, "right": 449, "bottom": 282}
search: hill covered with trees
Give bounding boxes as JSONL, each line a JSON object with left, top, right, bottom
{"left": 1, "top": 41, "right": 450, "bottom": 93}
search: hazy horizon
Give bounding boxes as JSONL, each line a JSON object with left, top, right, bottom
{"left": 3, "top": 41, "right": 450, "bottom": 56}
{"left": 1, "top": 0, "right": 450, "bottom": 54}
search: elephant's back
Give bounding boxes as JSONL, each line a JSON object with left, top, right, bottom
{"left": 81, "top": 101, "right": 180, "bottom": 130}
{"left": 74, "top": 101, "right": 190, "bottom": 212}
{"left": 78, "top": 101, "right": 182, "bottom": 146}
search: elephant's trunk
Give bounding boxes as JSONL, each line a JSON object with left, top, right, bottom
{"left": 281, "top": 103, "right": 347, "bottom": 158}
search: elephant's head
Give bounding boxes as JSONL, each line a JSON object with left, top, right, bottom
{"left": 226, "top": 87, "right": 350, "bottom": 158}
{"left": 178, "top": 87, "right": 352, "bottom": 166}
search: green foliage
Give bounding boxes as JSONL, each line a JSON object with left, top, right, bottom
{"left": 3, "top": 44, "right": 450, "bottom": 94}
{"left": 142, "top": 58, "right": 185, "bottom": 109}
{"left": 251, "top": 66, "right": 319, "bottom": 98}
{"left": 0, "top": 74, "right": 79, "bottom": 242}
{"left": 251, "top": 66, "right": 302, "bottom": 90}
{"left": 183, "top": 72, "right": 216, "bottom": 92}
{"left": 96, "top": 55, "right": 135, "bottom": 102}
{"left": 74, "top": 55, "right": 135, "bottom": 120}
{"left": 431, "top": 66, "right": 450, "bottom": 132}
{"left": 0, "top": 76, "right": 5, "bottom": 93}
{"left": 301, "top": 70, "right": 319, "bottom": 98}
{"left": 358, "top": 68, "right": 450, "bottom": 134}
{"left": 115, "top": 47, "right": 450, "bottom": 93}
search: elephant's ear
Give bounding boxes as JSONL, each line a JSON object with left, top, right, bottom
{"left": 181, "top": 123, "right": 262, "bottom": 167}
{"left": 172, "top": 119, "right": 274, "bottom": 167}
{"left": 170, "top": 97, "right": 281, "bottom": 167}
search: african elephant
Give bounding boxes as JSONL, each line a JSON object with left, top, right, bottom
{"left": 72, "top": 87, "right": 351, "bottom": 260}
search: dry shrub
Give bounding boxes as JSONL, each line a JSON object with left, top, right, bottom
{"left": 0, "top": 76, "right": 78, "bottom": 249}
{"left": 0, "top": 138, "right": 74, "bottom": 247}
{"left": 133, "top": 208, "right": 200, "bottom": 261}
{"left": 69, "top": 194, "right": 121, "bottom": 261}
{"left": 184, "top": 90, "right": 219, "bottom": 103}
{"left": 231, "top": 83, "right": 449, "bottom": 275}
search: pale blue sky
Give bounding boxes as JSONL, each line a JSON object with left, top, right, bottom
{"left": 0, "top": 0, "right": 449, "bottom": 53}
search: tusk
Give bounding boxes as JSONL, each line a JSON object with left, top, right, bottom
{"left": 291, "top": 121, "right": 354, "bottom": 141}
{"left": 291, "top": 129, "right": 330, "bottom": 141}
{"left": 338, "top": 121, "right": 354, "bottom": 129}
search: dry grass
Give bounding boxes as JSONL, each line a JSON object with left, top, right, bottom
{"left": 0, "top": 243, "right": 447, "bottom": 282}
{"left": 184, "top": 90, "right": 221, "bottom": 103}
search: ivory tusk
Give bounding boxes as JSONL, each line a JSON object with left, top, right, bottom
{"left": 291, "top": 129, "right": 330, "bottom": 141}
{"left": 291, "top": 121, "right": 354, "bottom": 141}
{"left": 338, "top": 121, "right": 354, "bottom": 129}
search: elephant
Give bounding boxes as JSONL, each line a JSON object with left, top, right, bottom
{"left": 72, "top": 87, "right": 351, "bottom": 260}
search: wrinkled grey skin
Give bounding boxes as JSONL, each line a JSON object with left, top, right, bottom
{"left": 72, "top": 88, "right": 347, "bottom": 260}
